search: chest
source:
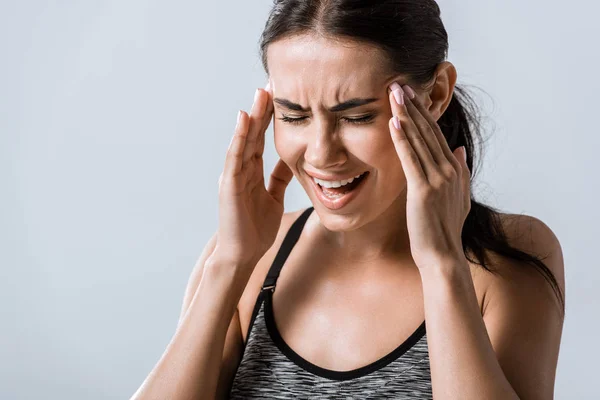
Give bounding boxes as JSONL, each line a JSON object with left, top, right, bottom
{"left": 268, "top": 274, "right": 427, "bottom": 371}
{"left": 239, "top": 249, "right": 488, "bottom": 373}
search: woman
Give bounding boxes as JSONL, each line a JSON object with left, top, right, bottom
{"left": 132, "top": 1, "right": 565, "bottom": 399}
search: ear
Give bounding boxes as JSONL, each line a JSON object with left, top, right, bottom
{"left": 424, "top": 61, "right": 457, "bottom": 121}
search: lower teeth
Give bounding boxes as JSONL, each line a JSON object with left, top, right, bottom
{"left": 320, "top": 174, "right": 365, "bottom": 198}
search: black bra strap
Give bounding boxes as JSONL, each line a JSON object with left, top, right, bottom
{"left": 261, "top": 207, "right": 314, "bottom": 292}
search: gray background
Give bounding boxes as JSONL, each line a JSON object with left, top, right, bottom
{"left": 1, "top": 1, "right": 597, "bottom": 399}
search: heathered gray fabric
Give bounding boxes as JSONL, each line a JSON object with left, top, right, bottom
{"left": 228, "top": 295, "right": 432, "bottom": 399}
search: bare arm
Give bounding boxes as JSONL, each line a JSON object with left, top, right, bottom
{"left": 130, "top": 84, "right": 291, "bottom": 400}
{"left": 130, "top": 251, "right": 253, "bottom": 400}
{"left": 419, "top": 217, "right": 564, "bottom": 400}
{"left": 175, "top": 232, "right": 245, "bottom": 400}
{"left": 177, "top": 233, "right": 219, "bottom": 329}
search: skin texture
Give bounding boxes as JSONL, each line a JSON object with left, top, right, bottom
{"left": 135, "top": 31, "right": 563, "bottom": 400}
{"left": 258, "top": 33, "right": 564, "bottom": 399}
{"left": 267, "top": 34, "right": 457, "bottom": 265}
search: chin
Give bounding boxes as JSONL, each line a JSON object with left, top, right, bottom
{"left": 309, "top": 205, "right": 370, "bottom": 232}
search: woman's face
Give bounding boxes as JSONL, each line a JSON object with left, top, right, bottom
{"left": 266, "top": 34, "right": 410, "bottom": 231}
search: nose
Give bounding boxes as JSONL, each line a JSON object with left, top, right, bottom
{"left": 304, "top": 118, "right": 347, "bottom": 170}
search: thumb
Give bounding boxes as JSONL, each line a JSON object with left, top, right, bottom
{"left": 267, "top": 158, "right": 293, "bottom": 205}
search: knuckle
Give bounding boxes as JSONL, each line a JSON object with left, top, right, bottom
{"left": 431, "top": 173, "right": 451, "bottom": 191}
{"left": 394, "top": 132, "right": 410, "bottom": 142}
{"left": 442, "top": 165, "right": 457, "bottom": 180}
{"left": 218, "top": 173, "right": 233, "bottom": 187}
{"left": 406, "top": 151, "right": 420, "bottom": 164}
{"left": 228, "top": 149, "right": 243, "bottom": 160}
{"left": 417, "top": 184, "right": 435, "bottom": 200}
{"left": 411, "top": 135, "right": 427, "bottom": 146}
{"left": 415, "top": 122, "right": 429, "bottom": 133}
{"left": 431, "top": 179, "right": 445, "bottom": 192}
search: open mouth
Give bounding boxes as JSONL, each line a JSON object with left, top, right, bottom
{"left": 315, "top": 171, "right": 369, "bottom": 198}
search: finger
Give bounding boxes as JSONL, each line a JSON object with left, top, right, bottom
{"left": 388, "top": 116, "right": 427, "bottom": 186}
{"left": 404, "top": 85, "right": 461, "bottom": 172}
{"left": 223, "top": 111, "right": 250, "bottom": 178}
{"left": 256, "top": 84, "right": 274, "bottom": 158}
{"left": 267, "top": 158, "right": 293, "bottom": 205}
{"left": 401, "top": 85, "right": 448, "bottom": 169}
{"left": 388, "top": 86, "right": 437, "bottom": 180}
{"left": 455, "top": 146, "right": 472, "bottom": 209}
{"left": 243, "top": 89, "right": 268, "bottom": 164}
{"left": 245, "top": 84, "right": 274, "bottom": 187}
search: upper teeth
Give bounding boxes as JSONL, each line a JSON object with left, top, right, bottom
{"left": 313, "top": 171, "right": 367, "bottom": 188}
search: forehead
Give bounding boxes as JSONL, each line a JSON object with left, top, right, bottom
{"left": 266, "top": 34, "right": 391, "bottom": 102}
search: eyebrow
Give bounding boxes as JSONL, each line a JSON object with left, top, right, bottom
{"left": 273, "top": 97, "right": 379, "bottom": 113}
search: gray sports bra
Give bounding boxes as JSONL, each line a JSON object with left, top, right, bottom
{"left": 228, "top": 207, "right": 432, "bottom": 399}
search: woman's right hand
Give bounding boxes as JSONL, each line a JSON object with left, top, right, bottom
{"left": 210, "top": 83, "right": 294, "bottom": 272}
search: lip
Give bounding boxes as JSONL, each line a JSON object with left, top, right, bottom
{"left": 308, "top": 171, "right": 370, "bottom": 211}
{"left": 305, "top": 170, "right": 368, "bottom": 181}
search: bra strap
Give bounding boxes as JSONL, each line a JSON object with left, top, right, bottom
{"left": 261, "top": 207, "right": 314, "bottom": 292}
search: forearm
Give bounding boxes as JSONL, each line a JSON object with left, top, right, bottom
{"left": 132, "top": 259, "right": 250, "bottom": 400}
{"left": 419, "top": 261, "right": 519, "bottom": 400}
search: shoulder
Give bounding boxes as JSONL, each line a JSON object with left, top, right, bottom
{"left": 479, "top": 212, "right": 565, "bottom": 314}
{"left": 478, "top": 213, "right": 565, "bottom": 398}
{"left": 237, "top": 207, "right": 311, "bottom": 342}
{"left": 494, "top": 213, "right": 564, "bottom": 292}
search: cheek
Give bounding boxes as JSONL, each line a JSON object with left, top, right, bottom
{"left": 274, "top": 128, "right": 302, "bottom": 167}
{"left": 348, "top": 124, "right": 400, "bottom": 167}
{"left": 353, "top": 125, "right": 406, "bottom": 185}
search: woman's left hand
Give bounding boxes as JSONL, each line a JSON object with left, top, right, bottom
{"left": 387, "top": 82, "right": 471, "bottom": 270}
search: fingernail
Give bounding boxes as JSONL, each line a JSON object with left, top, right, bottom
{"left": 265, "top": 80, "right": 271, "bottom": 92}
{"left": 389, "top": 82, "right": 404, "bottom": 105}
{"left": 462, "top": 146, "right": 467, "bottom": 162}
{"left": 402, "top": 85, "right": 416, "bottom": 99}
{"left": 392, "top": 116, "right": 400, "bottom": 130}
{"left": 237, "top": 110, "right": 242, "bottom": 124}
{"left": 254, "top": 88, "right": 260, "bottom": 103}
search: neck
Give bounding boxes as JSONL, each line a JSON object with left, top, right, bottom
{"left": 315, "top": 190, "right": 412, "bottom": 266}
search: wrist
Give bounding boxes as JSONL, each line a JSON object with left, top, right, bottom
{"left": 208, "top": 247, "right": 262, "bottom": 274}
{"left": 418, "top": 257, "right": 471, "bottom": 287}
{"left": 203, "top": 255, "right": 256, "bottom": 292}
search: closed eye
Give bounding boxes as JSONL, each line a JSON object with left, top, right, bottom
{"left": 278, "top": 114, "right": 375, "bottom": 125}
